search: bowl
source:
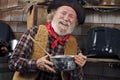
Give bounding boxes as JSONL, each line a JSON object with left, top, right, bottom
{"left": 50, "top": 55, "right": 76, "bottom": 72}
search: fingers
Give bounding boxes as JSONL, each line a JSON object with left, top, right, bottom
{"left": 36, "top": 55, "right": 56, "bottom": 73}
{"left": 44, "top": 64, "right": 56, "bottom": 73}
{"left": 74, "top": 53, "right": 87, "bottom": 67}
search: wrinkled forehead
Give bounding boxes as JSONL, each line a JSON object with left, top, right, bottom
{"left": 56, "top": 6, "right": 77, "bottom": 16}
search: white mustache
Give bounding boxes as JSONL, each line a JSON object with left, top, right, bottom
{"left": 58, "top": 19, "right": 70, "bottom": 27}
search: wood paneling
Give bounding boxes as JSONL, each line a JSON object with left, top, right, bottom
{"left": 85, "top": 10, "right": 120, "bottom": 24}
{"left": 10, "top": 9, "right": 26, "bottom": 21}
{"left": 27, "top": 5, "right": 48, "bottom": 29}
{"left": 0, "top": 9, "right": 26, "bottom": 22}
{"left": 6, "top": 21, "right": 27, "bottom": 39}
{"left": 0, "top": 0, "right": 26, "bottom": 40}
{"left": 0, "top": 0, "right": 25, "bottom": 9}
{"left": 0, "top": 0, "right": 8, "bottom": 9}
{"left": 7, "top": 0, "right": 18, "bottom": 8}
{"left": 27, "top": 5, "right": 37, "bottom": 29}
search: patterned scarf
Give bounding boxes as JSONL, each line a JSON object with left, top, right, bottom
{"left": 46, "top": 22, "right": 71, "bottom": 49}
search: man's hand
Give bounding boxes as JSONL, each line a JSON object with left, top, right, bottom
{"left": 36, "top": 55, "right": 56, "bottom": 73}
{"left": 74, "top": 53, "right": 87, "bottom": 67}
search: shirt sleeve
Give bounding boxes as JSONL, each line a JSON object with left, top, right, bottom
{"left": 8, "top": 26, "right": 39, "bottom": 72}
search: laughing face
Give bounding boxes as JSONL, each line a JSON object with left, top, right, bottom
{"left": 51, "top": 6, "right": 78, "bottom": 36}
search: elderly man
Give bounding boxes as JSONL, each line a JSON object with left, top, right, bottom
{"left": 9, "top": 0, "right": 87, "bottom": 80}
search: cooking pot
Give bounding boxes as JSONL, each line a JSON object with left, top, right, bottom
{"left": 50, "top": 55, "right": 76, "bottom": 72}
{"left": 86, "top": 27, "right": 120, "bottom": 59}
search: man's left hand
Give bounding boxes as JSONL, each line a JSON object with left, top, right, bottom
{"left": 74, "top": 53, "right": 87, "bottom": 67}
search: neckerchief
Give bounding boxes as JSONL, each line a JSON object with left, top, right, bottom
{"left": 46, "top": 22, "right": 71, "bottom": 49}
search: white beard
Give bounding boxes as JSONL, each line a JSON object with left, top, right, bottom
{"left": 51, "top": 19, "right": 75, "bottom": 36}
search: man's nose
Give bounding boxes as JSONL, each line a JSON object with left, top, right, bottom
{"left": 63, "top": 15, "right": 69, "bottom": 21}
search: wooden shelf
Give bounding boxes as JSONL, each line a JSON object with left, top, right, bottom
{"left": 83, "top": 5, "right": 120, "bottom": 9}
{"left": 87, "top": 58, "right": 120, "bottom": 63}
{"left": 0, "top": 6, "right": 23, "bottom": 12}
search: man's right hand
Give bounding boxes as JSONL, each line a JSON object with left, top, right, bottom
{"left": 36, "top": 55, "right": 56, "bottom": 73}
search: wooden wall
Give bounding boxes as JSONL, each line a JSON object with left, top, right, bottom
{"left": 0, "top": 0, "right": 27, "bottom": 39}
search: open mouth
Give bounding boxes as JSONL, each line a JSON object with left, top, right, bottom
{"left": 60, "top": 21, "right": 69, "bottom": 27}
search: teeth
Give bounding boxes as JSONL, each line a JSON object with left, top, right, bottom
{"left": 62, "top": 22, "right": 68, "bottom": 26}
{"left": 59, "top": 20, "right": 69, "bottom": 27}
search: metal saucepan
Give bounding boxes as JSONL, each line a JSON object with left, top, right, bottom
{"left": 50, "top": 55, "right": 76, "bottom": 72}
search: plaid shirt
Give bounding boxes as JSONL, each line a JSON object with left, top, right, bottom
{"left": 9, "top": 25, "right": 83, "bottom": 80}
